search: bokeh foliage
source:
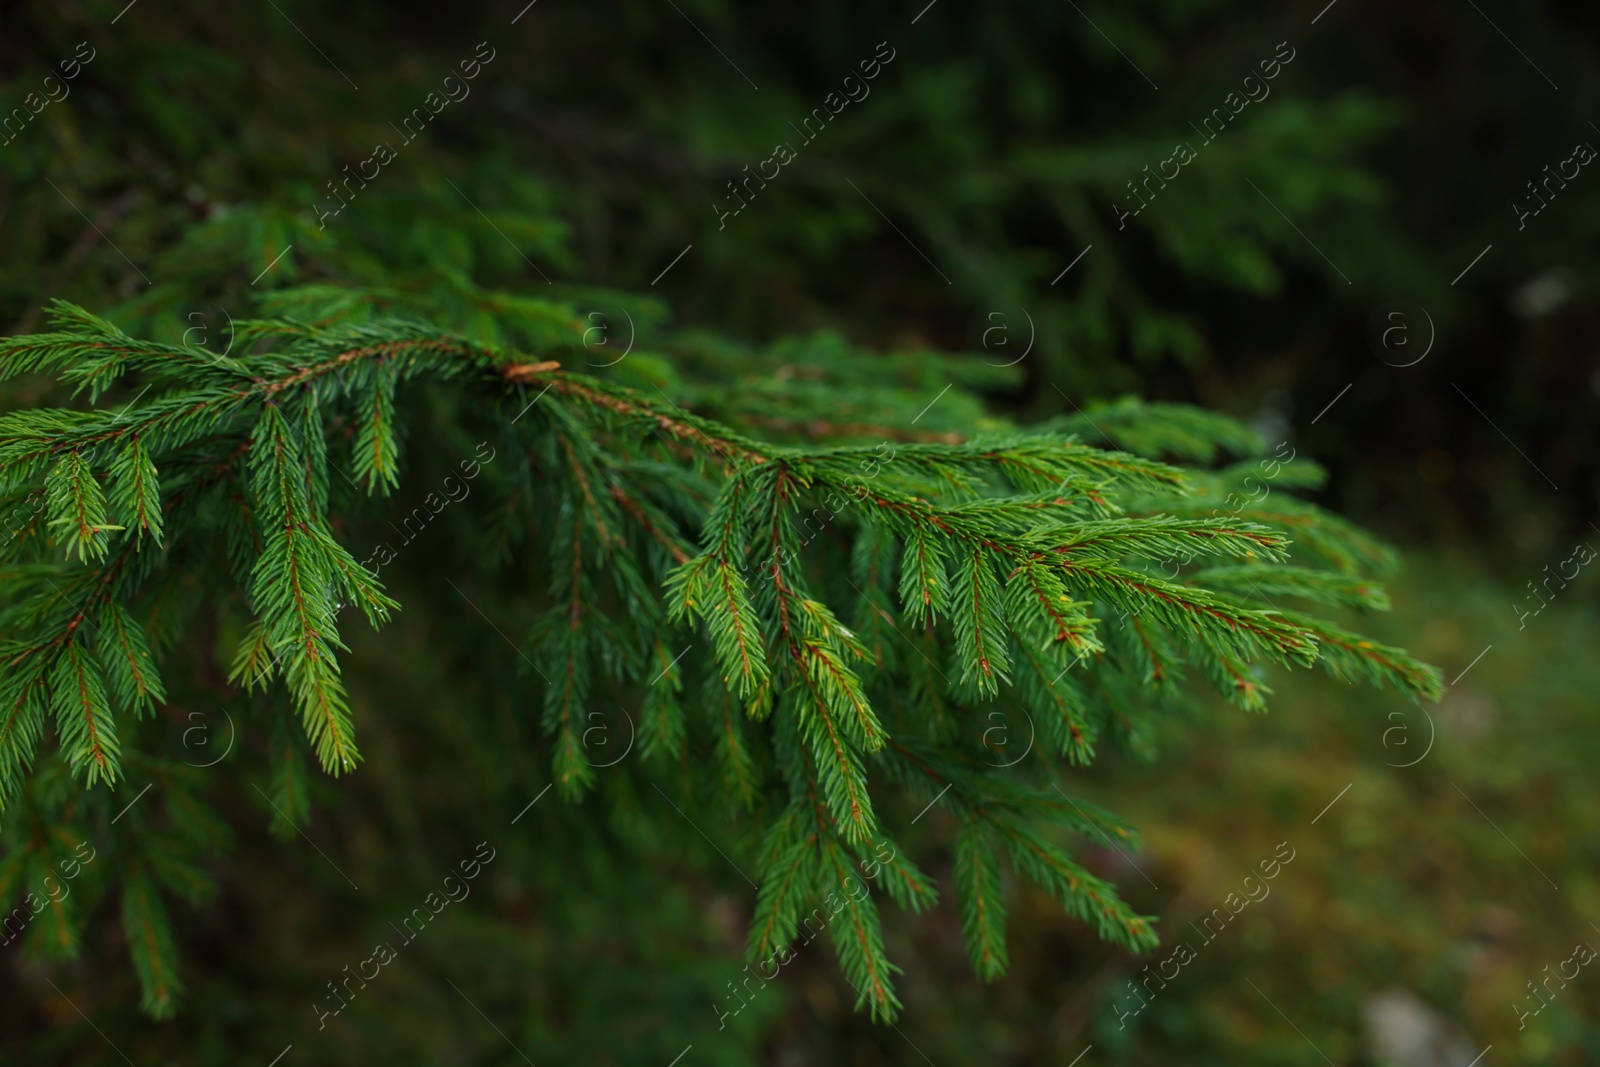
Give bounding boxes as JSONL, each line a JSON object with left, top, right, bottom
{"left": 1, "top": 0, "right": 1596, "bottom": 1064}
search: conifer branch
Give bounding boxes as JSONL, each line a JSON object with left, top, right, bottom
{"left": 0, "top": 293, "right": 1444, "bottom": 1024}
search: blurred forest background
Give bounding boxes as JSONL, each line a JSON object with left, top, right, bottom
{"left": 2, "top": 0, "right": 1597, "bottom": 1063}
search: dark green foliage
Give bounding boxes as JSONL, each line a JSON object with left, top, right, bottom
{"left": 20, "top": 1, "right": 1594, "bottom": 1058}
{"left": 0, "top": 284, "right": 1438, "bottom": 1019}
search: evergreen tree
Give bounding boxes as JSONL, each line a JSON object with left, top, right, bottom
{"left": 0, "top": 281, "right": 1438, "bottom": 1027}
{"left": 20, "top": 1, "right": 1580, "bottom": 1059}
